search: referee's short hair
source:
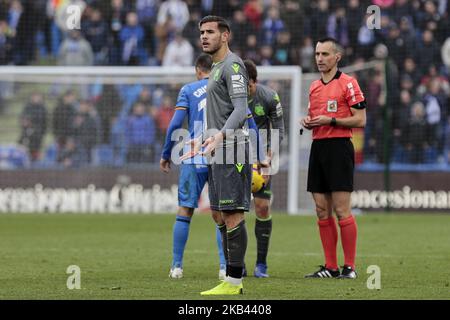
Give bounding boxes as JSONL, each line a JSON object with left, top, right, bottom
{"left": 195, "top": 53, "right": 213, "bottom": 73}
{"left": 199, "top": 15, "right": 231, "bottom": 33}
{"left": 244, "top": 59, "right": 257, "bottom": 82}
{"left": 317, "top": 37, "right": 344, "bottom": 54}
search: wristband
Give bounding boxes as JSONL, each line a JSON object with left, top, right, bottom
{"left": 330, "top": 117, "right": 337, "bottom": 126}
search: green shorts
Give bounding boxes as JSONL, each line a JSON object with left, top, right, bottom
{"left": 208, "top": 163, "right": 252, "bottom": 212}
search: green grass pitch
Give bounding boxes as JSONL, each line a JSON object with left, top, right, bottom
{"left": 0, "top": 213, "right": 449, "bottom": 300}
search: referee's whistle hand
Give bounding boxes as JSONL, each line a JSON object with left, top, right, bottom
{"left": 309, "top": 115, "right": 330, "bottom": 126}
{"left": 300, "top": 117, "right": 313, "bottom": 130}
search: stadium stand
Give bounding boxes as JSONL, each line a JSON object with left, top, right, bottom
{"left": 0, "top": 0, "right": 448, "bottom": 170}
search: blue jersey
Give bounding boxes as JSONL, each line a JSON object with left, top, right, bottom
{"left": 161, "top": 78, "right": 208, "bottom": 169}
{"left": 176, "top": 79, "right": 208, "bottom": 141}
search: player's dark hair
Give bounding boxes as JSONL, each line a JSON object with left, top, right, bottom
{"left": 244, "top": 59, "right": 257, "bottom": 82}
{"left": 195, "top": 53, "right": 213, "bottom": 73}
{"left": 317, "top": 37, "right": 343, "bottom": 54}
{"left": 199, "top": 15, "right": 231, "bottom": 33}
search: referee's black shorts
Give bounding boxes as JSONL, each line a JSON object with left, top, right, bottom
{"left": 307, "top": 138, "right": 355, "bottom": 193}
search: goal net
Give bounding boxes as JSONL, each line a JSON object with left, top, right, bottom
{"left": 0, "top": 65, "right": 301, "bottom": 214}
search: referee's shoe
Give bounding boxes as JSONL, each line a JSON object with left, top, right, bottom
{"left": 337, "top": 265, "right": 357, "bottom": 279}
{"left": 304, "top": 265, "right": 340, "bottom": 278}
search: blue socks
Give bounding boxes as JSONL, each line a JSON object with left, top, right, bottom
{"left": 171, "top": 215, "right": 191, "bottom": 268}
{"left": 172, "top": 215, "right": 227, "bottom": 269}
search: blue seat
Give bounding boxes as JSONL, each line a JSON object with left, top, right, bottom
{"left": 92, "top": 144, "right": 114, "bottom": 166}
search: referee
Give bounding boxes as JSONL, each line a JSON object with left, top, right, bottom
{"left": 300, "top": 37, "right": 366, "bottom": 279}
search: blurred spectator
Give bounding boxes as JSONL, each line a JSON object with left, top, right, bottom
{"left": 82, "top": 8, "right": 109, "bottom": 65}
{"left": 156, "top": 0, "right": 189, "bottom": 33}
{"left": 154, "top": 10, "right": 177, "bottom": 64}
{"left": 393, "top": 89, "right": 413, "bottom": 138}
{"left": 416, "top": 29, "right": 442, "bottom": 72}
{"left": 107, "top": 0, "right": 129, "bottom": 65}
{"left": 391, "top": 0, "right": 414, "bottom": 23}
{"left": 58, "top": 30, "right": 94, "bottom": 66}
{"left": 299, "top": 37, "right": 314, "bottom": 72}
{"left": 423, "top": 77, "right": 446, "bottom": 156}
{"left": 259, "top": 44, "right": 274, "bottom": 65}
{"left": 8, "top": 0, "right": 22, "bottom": 36}
{"left": 57, "top": 136, "right": 85, "bottom": 168}
{"left": 401, "top": 101, "right": 428, "bottom": 163}
{"left": 162, "top": 31, "right": 193, "bottom": 67}
{"left": 308, "top": 0, "right": 330, "bottom": 43}
{"left": 398, "top": 16, "right": 417, "bottom": 54}
{"left": 95, "top": 84, "right": 122, "bottom": 144}
{"left": 261, "top": 6, "right": 285, "bottom": 46}
{"left": 385, "top": 22, "right": 409, "bottom": 69}
{"left": 326, "top": 6, "right": 349, "bottom": 48}
{"left": 126, "top": 102, "right": 156, "bottom": 163}
{"left": 154, "top": 95, "right": 175, "bottom": 143}
{"left": 182, "top": 9, "right": 202, "bottom": 57}
{"left": 119, "top": 11, "right": 147, "bottom": 65}
{"left": 357, "top": 14, "right": 376, "bottom": 60}
{"left": 136, "top": 87, "right": 154, "bottom": 115}
{"left": 18, "top": 93, "right": 48, "bottom": 161}
{"left": 243, "top": 0, "right": 263, "bottom": 31}
{"left": 346, "top": 0, "right": 364, "bottom": 53}
{"left": 243, "top": 33, "right": 261, "bottom": 64}
{"left": 402, "top": 57, "right": 421, "bottom": 86}
{"left": 230, "top": 9, "right": 255, "bottom": 52}
{"left": 13, "top": 0, "right": 41, "bottom": 65}
{"left": 52, "top": 90, "right": 77, "bottom": 148}
{"left": 280, "top": 0, "right": 304, "bottom": 48}
{"left": 420, "top": 0, "right": 443, "bottom": 36}
{"left": 136, "top": 0, "right": 160, "bottom": 59}
{"left": 418, "top": 64, "right": 450, "bottom": 96}
{"left": 0, "top": 20, "right": 13, "bottom": 64}
{"left": 72, "top": 100, "right": 101, "bottom": 162}
{"left": 273, "top": 30, "right": 296, "bottom": 65}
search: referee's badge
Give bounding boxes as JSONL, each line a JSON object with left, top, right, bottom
{"left": 327, "top": 100, "right": 338, "bottom": 112}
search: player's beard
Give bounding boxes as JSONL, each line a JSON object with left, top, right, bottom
{"left": 204, "top": 41, "right": 222, "bottom": 56}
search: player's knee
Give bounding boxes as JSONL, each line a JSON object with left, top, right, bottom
{"left": 255, "top": 203, "right": 270, "bottom": 219}
{"left": 178, "top": 207, "right": 194, "bottom": 217}
{"left": 333, "top": 206, "right": 351, "bottom": 219}
{"left": 315, "top": 205, "right": 330, "bottom": 219}
{"left": 211, "top": 210, "right": 224, "bottom": 225}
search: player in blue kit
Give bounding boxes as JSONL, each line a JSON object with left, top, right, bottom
{"left": 160, "top": 53, "right": 261, "bottom": 280}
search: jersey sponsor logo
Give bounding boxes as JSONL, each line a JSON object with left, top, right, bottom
{"left": 235, "top": 163, "right": 244, "bottom": 173}
{"left": 231, "top": 74, "right": 246, "bottom": 94}
{"left": 232, "top": 63, "right": 240, "bottom": 73}
{"left": 327, "top": 100, "right": 338, "bottom": 113}
{"left": 254, "top": 104, "right": 265, "bottom": 116}
{"left": 219, "top": 199, "right": 234, "bottom": 205}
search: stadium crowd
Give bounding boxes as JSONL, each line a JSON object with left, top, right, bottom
{"left": 0, "top": 0, "right": 449, "bottom": 168}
